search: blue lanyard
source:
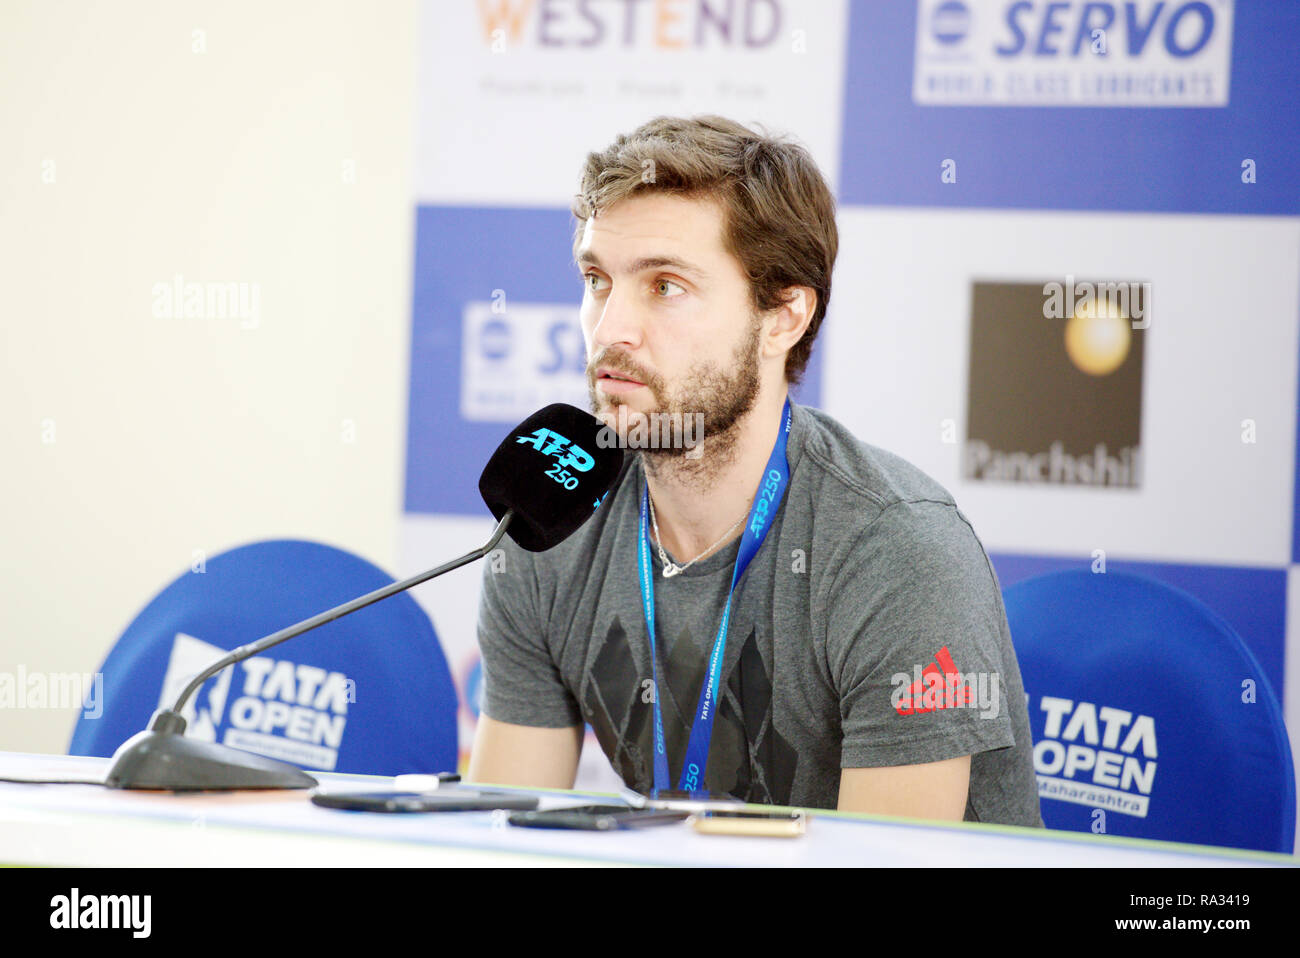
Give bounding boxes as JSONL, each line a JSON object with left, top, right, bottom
{"left": 637, "top": 399, "right": 792, "bottom": 795}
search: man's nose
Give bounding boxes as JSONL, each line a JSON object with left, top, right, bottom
{"left": 590, "top": 287, "right": 644, "bottom": 351}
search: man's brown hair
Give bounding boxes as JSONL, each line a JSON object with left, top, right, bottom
{"left": 571, "top": 115, "right": 838, "bottom": 385}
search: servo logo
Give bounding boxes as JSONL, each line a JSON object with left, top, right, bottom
{"left": 929, "top": 1, "right": 973, "bottom": 46}
{"left": 1033, "top": 695, "right": 1158, "bottom": 817}
{"left": 460, "top": 302, "right": 588, "bottom": 422}
{"left": 964, "top": 280, "right": 1145, "bottom": 489}
{"left": 914, "top": 0, "right": 1234, "bottom": 106}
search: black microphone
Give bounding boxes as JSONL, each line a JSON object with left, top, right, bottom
{"left": 104, "top": 405, "right": 623, "bottom": 791}
{"left": 480, "top": 402, "right": 625, "bottom": 552}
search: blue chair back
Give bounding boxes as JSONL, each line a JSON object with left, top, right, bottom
{"left": 1003, "top": 570, "right": 1294, "bottom": 853}
{"left": 70, "top": 539, "right": 458, "bottom": 776}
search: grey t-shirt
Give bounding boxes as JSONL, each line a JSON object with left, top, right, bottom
{"left": 477, "top": 402, "right": 1043, "bottom": 826}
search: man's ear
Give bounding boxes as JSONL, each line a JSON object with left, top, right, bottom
{"left": 762, "top": 286, "right": 817, "bottom": 360}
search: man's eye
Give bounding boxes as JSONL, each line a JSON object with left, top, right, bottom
{"left": 655, "top": 279, "right": 685, "bottom": 298}
{"left": 585, "top": 273, "right": 610, "bottom": 292}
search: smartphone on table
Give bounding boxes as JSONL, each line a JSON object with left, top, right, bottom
{"left": 507, "top": 804, "right": 691, "bottom": 830}
{"left": 311, "top": 790, "right": 539, "bottom": 813}
{"left": 689, "top": 808, "right": 807, "bottom": 837}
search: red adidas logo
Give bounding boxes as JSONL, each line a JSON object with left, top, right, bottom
{"left": 892, "top": 646, "right": 974, "bottom": 715}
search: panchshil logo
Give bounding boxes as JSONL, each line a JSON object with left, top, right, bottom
{"left": 964, "top": 280, "right": 1146, "bottom": 488}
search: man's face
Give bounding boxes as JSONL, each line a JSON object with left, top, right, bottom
{"left": 575, "top": 192, "right": 763, "bottom": 454}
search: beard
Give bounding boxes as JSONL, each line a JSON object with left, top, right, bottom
{"left": 586, "top": 314, "right": 763, "bottom": 483}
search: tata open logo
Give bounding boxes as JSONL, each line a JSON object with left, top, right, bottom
{"left": 914, "top": 0, "right": 1234, "bottom": 106}
{"left": 1034, "top": 696, "right": 1158, "bottom": 818}
{"left": 964, "top": 281, "right": 1145, "bottom": 488}
{"left": 460, "top": 301, "right": 589, "bottom": 422}
{"left": 160, "top": 633, "right": 354, "bottom": 772}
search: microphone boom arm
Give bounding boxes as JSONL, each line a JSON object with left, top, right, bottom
{"left": 171, "top": 508, "right": 515, "bottom": 715}
{"left": 103, "top": 510, "right": 514, "bottom": 790}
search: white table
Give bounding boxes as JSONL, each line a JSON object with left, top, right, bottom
{"left": 0, "top": 752, "right": 1293, "bottom": 867}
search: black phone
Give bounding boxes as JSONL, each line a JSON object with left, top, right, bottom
{"left": 507, "top": 804, "right": 691, "bottom": 831}
{"left": 311, "top": 790, "right": 539, "bottom": 813}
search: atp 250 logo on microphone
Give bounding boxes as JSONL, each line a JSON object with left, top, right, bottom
{"left": 913, "top": 0, "right": 1234, "bottom": 106}
{"left": 964, "top": 280, "right": 1146, "bottom": 488}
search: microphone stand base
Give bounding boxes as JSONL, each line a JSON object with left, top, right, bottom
{"left": 105, "top": 725, "right": 317, "bottom": 791}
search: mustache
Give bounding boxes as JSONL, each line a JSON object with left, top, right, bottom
{"left": 587, "top": 349, "right": 656, "bottom": 387}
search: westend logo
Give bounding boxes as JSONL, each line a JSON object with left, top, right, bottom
{"left": 160, "top": 633, "right": 354, "bottom": 771}
{"left": 50, "top": 889, "right": 151, "bottom": 938}
{"left": 1034, "top": 696, "right": 1158, "bottom": 817}
{"left": 891, "top": 646, "right": 1001, "bottom": 719}
{"left": 914, "top": 0, "right": 1235, "bottom": 106}
{"left": 965, "top": 280, "right": 1145, "bottom": 488}
{"left": 476, "top": 0, "right": 787, "bottom": 50}
{"left": 0, "top": 666, "right": 102, "bottom": 718}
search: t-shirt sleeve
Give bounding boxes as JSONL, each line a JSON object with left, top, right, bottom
{"left": 476, "top": 540, "right": 584, "bottom": 728}
{"left": 824, "top": 500, "right": 1017, "bottom": 769}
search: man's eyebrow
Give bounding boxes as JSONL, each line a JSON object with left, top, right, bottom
{"left": 576, "top": 250, "right": 709, "bottom": 280}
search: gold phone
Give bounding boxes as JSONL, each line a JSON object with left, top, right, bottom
{"left": 689, "top": 808, "right": 807, "bottom": 837}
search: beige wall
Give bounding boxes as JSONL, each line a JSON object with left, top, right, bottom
{"left": 0, "top": 1, "right": 418, "bottom": 752}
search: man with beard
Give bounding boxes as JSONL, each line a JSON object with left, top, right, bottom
{"left": 467, "top": 116, "right": 1042, "bottom": 826}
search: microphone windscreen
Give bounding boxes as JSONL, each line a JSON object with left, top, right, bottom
{"left": 479, "top": 404, "right": 625, "bottom": 552}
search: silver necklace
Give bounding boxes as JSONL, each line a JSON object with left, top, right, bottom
{"left": 648, "top": 491, "right": 747, "bottom": 579}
